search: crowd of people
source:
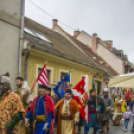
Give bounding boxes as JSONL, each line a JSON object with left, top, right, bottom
{"left": 0, "top": 73, "right": 134, "bottom": 134}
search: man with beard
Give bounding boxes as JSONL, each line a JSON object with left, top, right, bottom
{"left": 0, "top": 73, "right": 25, "bottom": 134}
{"left": 16, "top": 76, "right": 33, "bottom": 134}
{"left": 99, "top": 88, "right": 113, "bottom": 133}
{"left": 25, "top": 84, "right": 55, "bottom": 134}
{"left": 16, "top": 77, "right": 33, "bottom": 108}
{"left": 83, "top": 89, "right": 105, "bottom": 134}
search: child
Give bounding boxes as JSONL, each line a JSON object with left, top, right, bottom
{"left": 123, "top": 106, "right": 134, "bottom": 132}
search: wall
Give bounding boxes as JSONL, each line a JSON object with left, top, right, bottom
{"left": 77, "top": 32, "right": 92, "bottom": 47}
{"left": 21, "top": 54, "right": 102, "bottom": 97}
{"left": 76, "top": 32, "right": 92, "bottom": 48}
{"left": 96, "top": 44, "right": 124, "bottom": 74}
{"left": 0, "top": 0, "right": 22, "bottom": 89}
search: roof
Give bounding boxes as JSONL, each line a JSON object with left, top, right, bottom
{"left": 111, "top": 50, "right": 123, "bottom": 55}
{"left": 24, "top": 17, "right": 105, "bottom": 72}
{"left": 72, "top": 37, "right": 118, "bottom": 76}
{"left": 78, "top": 30, "right": 133, "bottom": 72}
{"left": 54, "top": 25, "right": 118, "bottom": 76}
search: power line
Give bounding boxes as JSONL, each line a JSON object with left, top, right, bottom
{"left": 27, "top": 0, "right": 75, "bottom": 31}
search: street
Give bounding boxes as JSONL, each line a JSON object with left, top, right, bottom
{"left": 54, "top": 118, "right": 134, "bottom": 134}
{"left": 1, "top": 1, "right": 134, "bottom": 134}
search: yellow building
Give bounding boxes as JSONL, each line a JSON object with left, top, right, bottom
{"left": 21, "top": 18, "right": 106, "bottom": 97}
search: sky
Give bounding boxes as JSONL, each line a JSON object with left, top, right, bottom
{"left": 25, "top": 0, "right": 134, "bottom": 63}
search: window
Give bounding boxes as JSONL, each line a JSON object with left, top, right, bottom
{"left": 37, "top": 68, "right": 52, "bottom": 95}
{"left": 92, "top": 76, "right": 102, "bottom": 95}
{"left": 60, "top": 72, "right": 67, "bottom": 79}
{"left": 34, "top": 64, "right": 54, "bottom": 96}
{"left": 59, "top": 69, "right": 71, "bottom": 82}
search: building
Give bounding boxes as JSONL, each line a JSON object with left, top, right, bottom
{"left": 72, "top": 30, "right": 134, "bottom": 94}
{"left": 51, "top": 19, "right": 118, "bottom": 94}
{"left": 0, "top": 0, "right": 24, "bottom": 89}
{"left": 22, "top": 17, "right": 106, "bottom": 96}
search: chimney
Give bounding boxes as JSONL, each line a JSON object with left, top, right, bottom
{"left": 52, "top": 19, "right": 58, "bottom": 29}
{"left": 92, "top": 33, "right": 97, "bottom": 53}
{"left": 107, "top": 44, "right": 110, "bottom": 49}
{"left": 74, "top": 30, "right": 80, "bottom": 38}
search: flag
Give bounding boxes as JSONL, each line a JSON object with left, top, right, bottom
{"left": 126, "top": 90, "right": 130, "bottom": 99}
{"left": 72, "top": 74, "right": 89, "bottom": 123}
{"left": 36, "top": 64, "right": 49, "bottom": 85}
{"left": 53, "top": 71, "right": 71, "bottom": 100}
{"left": 124, "top": 88, "right": 128, "bottom": 93}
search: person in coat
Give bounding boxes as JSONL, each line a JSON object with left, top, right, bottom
{"left": 0, "top": 73, "right": 25, "bottom": 134}
{"left": 99, "top": 88, "right": 113, "bottom": 133}
{"left": 83, "top": 89, "right": 105, "bottom": 134}
{"left": 55, "top": 89, "right": 79, "bottom": 134}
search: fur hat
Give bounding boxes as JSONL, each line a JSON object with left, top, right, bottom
{"left": 65, "top": 89, "right": 72, "bottom": 94}
{"left": 0, "top": 72, "right": 10, "bottom": 84}
{"left": 39, "top": 84, "right": 48, "bottom": 89}
{"left": 46, "top": 86, "right": 51, "bottom": 91}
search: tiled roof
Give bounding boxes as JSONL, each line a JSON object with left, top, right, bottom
{"left": 52, "top": 25, "right": 118, "bottom": 76}
{"left": 71, "top": 37, "right": 118, "bottom": 76}
{"left": 24, "top": 17, "right": 105, "bottom": 72}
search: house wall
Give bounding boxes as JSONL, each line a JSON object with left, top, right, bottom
{"left": 96, "top": 44, "right": 124, "bottom": 74}
{"left": 21, "top": 52, "right": 103, "bottom": 97}
{"left": 75, "top": 32, "right": 124, "bottom": 75}
{"left": 0, "top": 0, "right": 22, "bottom": 89}
{"left": 77, "top": 32, "right": 92, "bottom": 48}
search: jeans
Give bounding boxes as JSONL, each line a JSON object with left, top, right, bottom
{"left": 125, "top": 119, "right": 129, "bottom": 129}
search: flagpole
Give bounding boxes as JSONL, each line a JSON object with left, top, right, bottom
{"left": 31, "top": 80, "right": 37, "bottom": 90}
{"left": 31, "top": 61, "right": 48, "bottom": 90}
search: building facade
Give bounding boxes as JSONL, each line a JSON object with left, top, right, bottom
{"left": 21, "top": 18, "right": 105, "bottom": 96}
{"left": 0, "top": 0, "right": 23, "bottom": 89}
{"left": 74, "top": 31, "right": 134, "bottom": 94}
{"left": 52, "top": 20, "right": 118, "bottom": 94}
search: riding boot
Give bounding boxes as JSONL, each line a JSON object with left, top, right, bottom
{"left": 99, "top": 125, "right": 104, "bottom": 133}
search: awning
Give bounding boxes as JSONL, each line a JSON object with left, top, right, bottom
{"left": 108, "top": 72, "right": 134, "bottom": 88}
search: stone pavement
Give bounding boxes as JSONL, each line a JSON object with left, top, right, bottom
{"left": 53, "top": 118, "right": 134, "bottom": 134}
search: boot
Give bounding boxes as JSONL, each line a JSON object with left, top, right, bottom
{"left": 99, "top": 130, "right": 104, "bottom": 133}
{"left": 76, "top": 126, "right": 81, "bottom": 134}
{"left": 84, "top": 132, "right": 88, "bottom": 134}
{"left": 99, "top": 126, "right": 104, "bottom": 133}
{"left": 106, "top": 122, "right": 109, "bottom": 132}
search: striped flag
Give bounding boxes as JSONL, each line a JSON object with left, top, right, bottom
{"left": 36, "top": 64, "right": 49, "bottom": 85}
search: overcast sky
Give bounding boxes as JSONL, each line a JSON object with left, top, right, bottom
{"left": 25, "top": 0, "right": 134, "bottom": 63}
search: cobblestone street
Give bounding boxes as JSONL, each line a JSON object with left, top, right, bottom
{"left": 54, "top": 118, "right": 134, "bottom": 134}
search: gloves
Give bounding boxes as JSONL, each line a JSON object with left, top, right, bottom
{"left": 43, "top": 122, "right": 49, "bottom": 132}
{"left": 25, "top": 118, "right": 30, "bottom": 127}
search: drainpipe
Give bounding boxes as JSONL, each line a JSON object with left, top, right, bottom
{"left": 19, "top": 0, "right": 25, "bottom": 76}
{"left": 24, "top": 47, "right": 31, "bottom": 81}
